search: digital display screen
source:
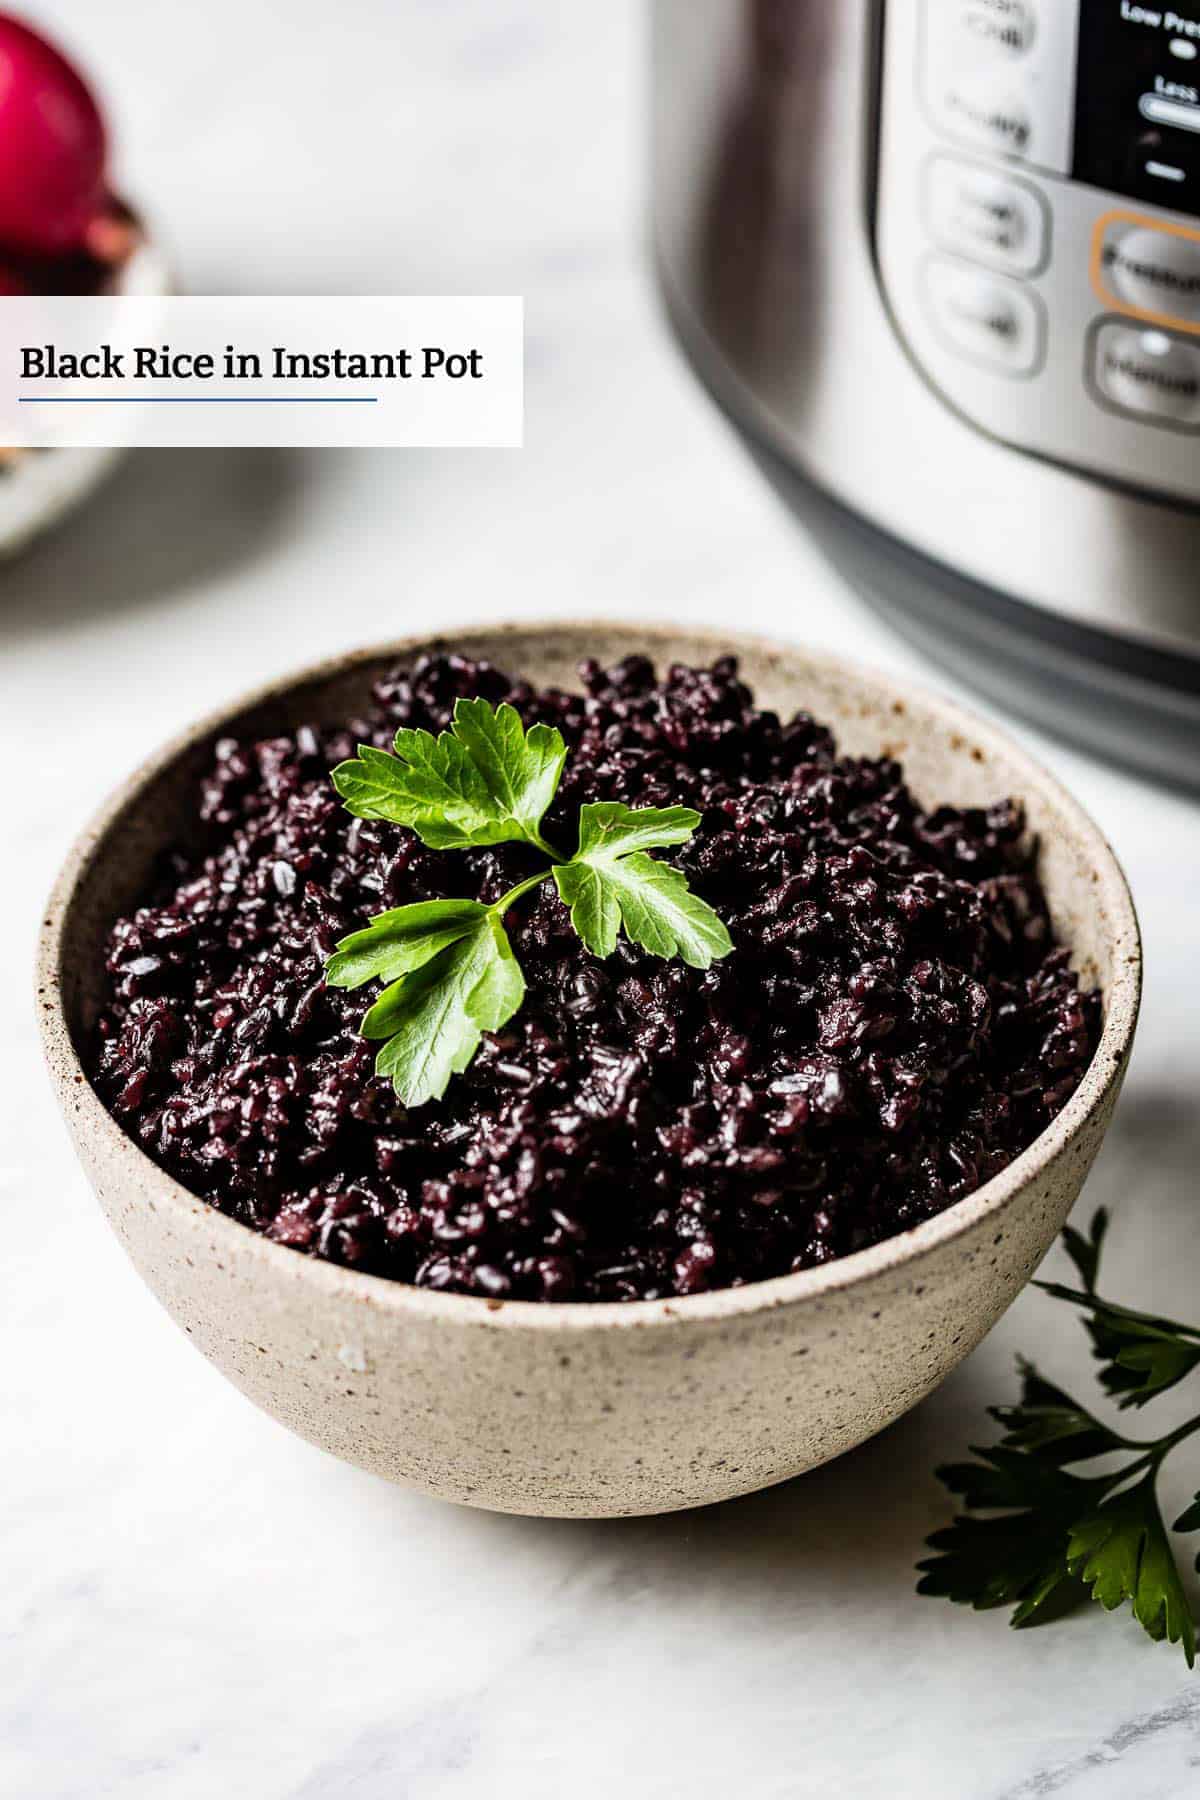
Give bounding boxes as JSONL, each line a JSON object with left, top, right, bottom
{"left": 1074, "top": 2, "right": 1200, "bottom": 215}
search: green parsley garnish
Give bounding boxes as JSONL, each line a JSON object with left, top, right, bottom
{"left": 918, "top": 1209, "right": 1200, "bottom": 1667}
{"left": 325, "top": 698, "right": 732, "bottom": 1106}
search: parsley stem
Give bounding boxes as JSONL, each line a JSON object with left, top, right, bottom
{"left": 526, "top": 830, "right": 567, "bottom": 863}
{"left": 1154, "top": 1413, "right": 1200, "bottom": 1461}
{"left": 491, "top": 869, "right": 556, "bottom": 917}
{"left": 1109, "top": 1414, "right": 1200, "bottom": 1461}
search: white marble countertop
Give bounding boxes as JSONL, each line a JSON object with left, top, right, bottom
{"left": 4, "top": 3, "right": 1200, "bottom": 1795}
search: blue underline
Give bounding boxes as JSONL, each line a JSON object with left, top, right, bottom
{"left": 17, "top": 395, "right": 380, "bottom": 404}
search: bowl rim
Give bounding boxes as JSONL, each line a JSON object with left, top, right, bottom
{"left": 37, "top": 620, "right": 1142, "bottom": 1334}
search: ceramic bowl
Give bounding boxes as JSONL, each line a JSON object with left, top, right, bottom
{"left": 38, "top": 624, "right": 1141, "bottom": 1518}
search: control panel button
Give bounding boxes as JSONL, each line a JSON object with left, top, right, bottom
{"left": 952, "top": 0, "right": 1037, "bottom": 59}
{"left": 921, "top": 256, "right": 1044, "bottom": 374}
{"left": 924, "top": 156, "right": 1048, "bottom": 274}
{"left": 1091, "top": 322, "right": 1200, "bottom": 427}
{"left": 1095, "top": 217, "right": 1200, "bottom": 327}
{"left": 929, "top": 74, "right": 1033, "bottom": 159}
{"left": 921, "top": 0, "right": 1077, "bottom": 174}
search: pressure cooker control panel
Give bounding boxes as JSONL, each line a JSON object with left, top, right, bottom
{"left": 875, "top": 0, "right": 1200, "bottom": 501}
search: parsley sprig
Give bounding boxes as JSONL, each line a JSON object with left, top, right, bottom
{"left": 324, "top": 698, "right": 732, "bottom": 1106}
{"left": 918, "top": 1209, "right": 1200, "bottom": 1666}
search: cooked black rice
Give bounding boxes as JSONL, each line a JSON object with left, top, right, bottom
{"left": 93, "top": 652, "right": 1100, "bottom": 1302}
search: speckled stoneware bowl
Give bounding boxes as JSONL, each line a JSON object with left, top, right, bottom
{"left": 38, "top": 624, "right": 1141, "bottom": 1518}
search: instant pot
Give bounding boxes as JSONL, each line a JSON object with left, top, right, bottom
{"left": 652, "top": 0, "right": 1200, "bottom": 786}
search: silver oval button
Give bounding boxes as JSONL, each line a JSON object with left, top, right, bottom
{"left": 1092, "top": 323, "right": 1200, "bottom": 426}
{"left": 925, "top": 157, "right": 1048, "bottom": 274}
{"left": 921, "top": 257, "right": 1044, "bottom": 375}
{"left": 1099, "top": 223, "right": 1200, "bottom": 325}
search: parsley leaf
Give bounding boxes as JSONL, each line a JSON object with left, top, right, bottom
{"left": 990, "top": 1358, "right": 1124, "bottom": 1466}
{"left": 553, "top": 802, "right": 732, "bottom": 968}
{"left": 324, "top": 702, "right": 734, "bottom": 1104}
{"left": 1035, "top": 1286, "right": 1200, "bottom": 1409}
{"left": 920, "top": 1209, "right": 1200, "bottom": 1667}
{"left": 331, "top": 698, "right": 566, "bottom": 852}
{"left": 562, "top": 802, "right": 701, "bottom": 858}
{"left": 917, "top": 1447, "right": 1102, "bottom": 1626}
{"left": 325, "top": 899, "right": 489, "bottom": 990}
{"left": 1042, "top": 1205, "right": 1200, "bottom": 1408}
{"left": 1061, "top": 1205, "right": 1109, "bottom": 1292}
{"left": 447, "top": 698, "right": 567, "bottom": 845}
{"left": 360, "top": 912, "right": 525, "bottom": 1107}
{"left": 1068, "top": 1476, "right": 1196, "bottom": 1667}
{"left": 1174, "top": 1492, "right": 1200, "bottom": 1538}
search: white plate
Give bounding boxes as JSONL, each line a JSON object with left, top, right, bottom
{"left": 0, "top": 236, "right": 171, "bottom": 557}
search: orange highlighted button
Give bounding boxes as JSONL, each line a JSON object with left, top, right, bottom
{"left": 1092, "top": 209, "right": 1200, "bottom": 333}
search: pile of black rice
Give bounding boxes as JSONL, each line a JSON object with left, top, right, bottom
{"left": 93, "top": 652, "right": 1099, "bottom": 1302}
